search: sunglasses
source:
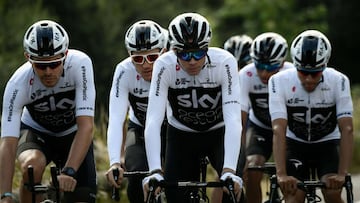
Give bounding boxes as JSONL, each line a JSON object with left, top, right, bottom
{"left": 254, "top": 61, "right": 281, "bottom": 72}
{"left": 29, "top": 56, "right": 65, "bottom": 70}
{"left": 176, "top": 49, "right": 207, "bottom": 61}
{"left": 131, "top": 53, "right": 161, "bottom": 65}
{"left": 297, "top": 69, "right": 323, "bottom": 77}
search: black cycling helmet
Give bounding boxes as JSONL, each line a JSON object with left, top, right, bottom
{"left": 168, "top": 12, "right": 212, "bottom": 50}
{"left": 224, "top": 35, "right": 253, "bottom": 68}
{"left": 24, "top": 20, "right": 69, "bottom": 59}
{"left": 251, "top": 32, "right": 288, "bottom": 66}
{"left": 291, "top": 30, "right": 331, "bottom": 72}
{"left": 125, "top": 20, "right": 167, "bottom": 52}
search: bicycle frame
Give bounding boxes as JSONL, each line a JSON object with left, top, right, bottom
{"left": 27, "top": 165, "right": 60, "bottom": 203}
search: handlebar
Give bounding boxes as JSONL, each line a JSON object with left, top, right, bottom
{"left": 111, "top": 168, "right": 150, "bottom": 202}
{"left": 147, "top": 178, "right": 237, "bottom": 203}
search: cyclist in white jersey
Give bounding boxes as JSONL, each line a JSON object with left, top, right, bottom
{"left": 269, "top": 30, "right": 354, "bottom": 203}
{"left": 239, "top": 32, "right": 293, "bottom": 203}
{"left": 224, "top": 34, "right": 253, "bottom": 70}
{"left": 209, "top": 33, "right": 253, "bottom": 203}
{"left": 142, "top": 12, "right": 243, "bottom": 203}
{"left": 105, "top": 20, "right": 168, "bottom": 203}
{"left": 0, "top": 20, "right": 96, "bottom": 203}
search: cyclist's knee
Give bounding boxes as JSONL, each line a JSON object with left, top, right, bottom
{"left": 63, "top": 187, "right": 97, "bottom": 203}
{"left": 18, "top": 150, "right": 46, "bottom": 171}
{"left": 246, "top": 155, "right": 266, "bottom": 167}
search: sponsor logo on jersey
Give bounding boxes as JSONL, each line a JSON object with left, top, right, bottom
{"left": 7, "top": 89, "right": 19, "bottom": 122}
{"left": 81, "top": 66, "right": 88, "bottom": 101}
{"left": 168, "top": 86, "right": 223, "bottom": 131}
{"left": 26, "top": 91, "right": 77, "bottom": 132}
{"left": 115, "top": 70, "right": 125, "bottom": 97}
{"left": 225, "top": 64, "right": 233, "bottom": 95}
{"left": 129, "top": 94, "right": 148, "bottom": 126}
{"left": 133, "top": 88, "right": 148, "bottom": 95}
{"left": 270, "top": 79, "right": 276, "bottom": 93}
{"left": 155, "top": 67, "right": 165, "bottom": 96}
{"left": 287, "top": 105, "right": 337, "bottom": 141}
{"left": 175, "top": 78, "right": 191, "bottom": 85}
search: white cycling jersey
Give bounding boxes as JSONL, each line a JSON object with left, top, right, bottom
{"left": 1, "top": 49, "right": 95, "bottom": 138}
{"left": 107, "top": 57, "right": 150, "bottom": 165}
{"left": 145, "top": 47, "right": 242, "bottom": 171}
{"left": 269, "top": 67, "right": 353, "bottom": 143}
{"left": 239, "top": 61, "right": 295, "bottom": 129}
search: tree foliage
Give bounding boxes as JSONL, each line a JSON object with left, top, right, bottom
{"left": 1, "top": 0, "right": 358, "bottom": 122}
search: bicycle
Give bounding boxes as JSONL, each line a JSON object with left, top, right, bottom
{"left": 246, "top": 162, "right": 282, "bottom": 203}
{"left": 27, "top": 165, "right": 60, "bottom": 203}
{"left": 267, "top": 173, "right": 354, "bottom": 203}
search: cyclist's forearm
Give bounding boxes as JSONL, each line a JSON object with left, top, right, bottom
{"left": 0, "top": 138, "right": 17, "bottom": 193}
{"left": 272, "top": 119, "right": 288, "bottom": 176}
{"left": 337, "top": 117, "right": 354, "bottom": 175}
{"left": 65, "top": 117, "right": 94, "bottom": 170}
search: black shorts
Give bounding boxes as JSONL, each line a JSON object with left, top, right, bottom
{"left": 286, "top": 138, "right": 340, "bottom": 181}
{"left": 17, "top": 124, "right": 97, "bottom": 202}
{"left": 246, "top": 120, "right": 273, "bottom": 160}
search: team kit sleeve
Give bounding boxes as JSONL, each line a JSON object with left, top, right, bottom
{"left": 221, "top": 55, "right": 242, "bottom": 171}
{"left": 268, "top": 73, "right": 288, "bottom": 121}
{"left": 1, "top": 74, "right": 29, "bottom": 138}
{"left": 335, "top": 73, "right": 353, "bottom": 118}
{"left": 73, "top": 52, "right": 96, "bottom": 117}
{"left": 238, "top": 65, "right": 252, "bottom": 113}
{"left": 144, "top": 59, "right": 169, "bottom": 172}
{"left": 107, "top": 64, "right": 131, "bottom": 166}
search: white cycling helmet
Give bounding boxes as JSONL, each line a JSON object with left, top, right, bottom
{"left": 291, "top": 30, "right": 331, "bottom": 72}
{"left": 24, "top": 20, "right": 69, "bottom": 58}
{"left": 224, "top": 35, "right": 253, "bottom": 67}
{"left": 125, "top": 20, "right": 167, "bottom": 52}
{"left": 251, "top": 32, "right": 288, "bottom": 66}
{"left": 168, "top": 12, "right": 211, "bottom": 50}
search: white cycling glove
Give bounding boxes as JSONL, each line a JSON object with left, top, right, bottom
{"left": 220, "top": 172, "right": 243, "bottom": 188}
{"left": 142, "top": 173, "right": 164, "bottom": 188}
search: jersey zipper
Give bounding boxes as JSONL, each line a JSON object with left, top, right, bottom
{"left": 307, "top": 94, "right": 311, "bottom": 141}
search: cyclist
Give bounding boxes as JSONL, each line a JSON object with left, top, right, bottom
{"left": 142, "top": 12, "right": 243, "bottom": 203}
{"left": 239, "top": 32, "right": 293, "bottom": 203}
{"left": 269, "top": 30, "right": 354, "bottom": 203}
{"left": 208, "top": 34, "right": 253, "bottom": 203}
{"left": 105, "top": 20, "right": 168, "bottom": 203}
{"left": 224, "top": 34, "right": 253, "bottom": 70}
{"left": 0, "top": 20, "right": 97, "bottom": 203}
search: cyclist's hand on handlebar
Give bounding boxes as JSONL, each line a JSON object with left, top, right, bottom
{"left": 58, "top": 174, "right": 77, "bottom": 192}
{"left": 220, "top": 172, "right": 243, "bottom": 202}
{"left": 277, "top": 175, "right": 298, "bottom": 195}
{"left": 324, "top": 174, "right": 345, "bottom": 189}
{"left": 105, "top": 164, "right": 124, "bottom": 188}
{"left": 142, "top": 172, "right": 163, "bottom": 202}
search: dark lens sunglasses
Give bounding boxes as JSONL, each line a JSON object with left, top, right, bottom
{"left": 33, "top": 61, "right": 63, "bottom": 70}
{"left": 131, "top": 53, "right": 161, "bottom": 65}
{"left": 297, "top": 69, "right": 323, "bottom": 77}
{"left": 254, "top": 61, "right": 281, "bottom": 72}
{"left": 176, "top": 49, "right": 207, "bottom": 61}
{"left": 30, "top": 56, "right": 65, "bottom": 70}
